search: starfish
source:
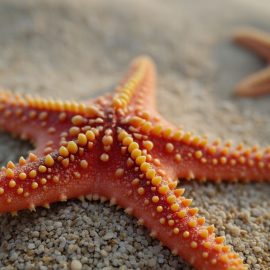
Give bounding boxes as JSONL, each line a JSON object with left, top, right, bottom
{"left": 234, "top": 27, "right": 270, "bottom": 97}
{"left": 0, "top": 56, "right": 269, "bottom": 270}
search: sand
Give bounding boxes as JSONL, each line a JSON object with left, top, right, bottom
{"left": 0, "top": 0, "right": 269, "bottom": 269}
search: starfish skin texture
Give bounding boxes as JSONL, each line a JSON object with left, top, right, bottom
{"left": 234, "top": 27, "right": 270, "bottom": 97}
{"left": 0, "top": 57, "right": 269, "bottom": 270}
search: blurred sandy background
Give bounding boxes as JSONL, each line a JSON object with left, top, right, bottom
{"left": 0, "top": 0, "right": 269, "bottom": 269}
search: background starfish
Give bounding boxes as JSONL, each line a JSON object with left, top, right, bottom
{"left": 234, "top": 28, "right": 270, "bottom": 97}
{"left": 1, "top": 55, "right": 269, "bottom": 270}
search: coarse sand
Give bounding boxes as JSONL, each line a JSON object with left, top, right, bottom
{"left": 0, "top": 0, "right": 269, "bottom": 269}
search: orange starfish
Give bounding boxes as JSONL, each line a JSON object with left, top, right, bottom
{"left": 234, "top": 27, "right": 270, "bottom": 97}
{"left": 0, "top": 56, "right": 269, "bottom": 270}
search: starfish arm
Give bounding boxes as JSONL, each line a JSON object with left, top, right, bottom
{"left": 235, "top": 66, "right": 270, "bottom": 97}
{"left": 111, "top": 56, "right": 157, "bottom": 114}
{"left": 0, "top": 125, "right": 111, "bottom": 213}
{"left": 127, "top": 118, "right": 270, "bottom": 182}
{"left": 113, "top": 129, "right": 247, "bottom": 270}
{"left": 0, "top": 90, "right": 104, "bottom": 155}
{"left": 234, "top": 28, "right": 270, "bottom": 62}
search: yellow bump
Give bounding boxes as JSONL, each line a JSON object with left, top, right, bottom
{"left": 128, "top": 142, "right": 139, "bottom": 153}
{"left": 40, "top": 178, "right": 47, "bottom": 185}
{"left": 19, "top": 157, "right": 26, "bottom": 166}
{"left": 165, "top": 143, "right": 174, "bottom": 153}
{"left": 215, "top": 236, "right": 225, "bottom": 244}
{"left": 163, "top": 128, "right": 172, "bottom": 138}
{"left": 29, "top": 153, "right": 37, "bottom": 162}
{"left": 112, "top": 98, "right": 122, "bottom": 109}
{"left": 6, "top": 168, "right": 14, "bottom": 178}
{"left": 174, "top": 154, "right": 181, "bottom": 162}
{"left": 29, "top": 170, "right": 37, "bottom": 178}
{"left": 45, "top": 155, "right": 54, "bottom": 167}
{"left": 182, "top": 132, "right": 191, "bottom": 143}
{"left": 212, "top": 158, "right": 218, "bottom": 165}
{"left": 19, "top": 172, "right": 27, "bottom": 180}
{"left": 220, "top": 156, "right": 227, "bottom": 164}
{"left": 77, "top": 133, "right": 87, "bottom": 146}
{"left": 7, "top": 161, "right": 15, "bottom": 169}
{"left": 0, "top": 187, "right": 4, "bottom": 194}
{"left": 169, "top": 181, "right": 177, "bottom": 189}
{"left": 188, "top": 207, "right": 198, "bottom": 216}
{"left": 100, "top": 153, "right": 109, "bottom": 162}
{"left": 143, "top": 140, "right": 154, "bottom": 151}
{"left": 230, "top": 159, "right": 236, "bottom": 166}
{"left": 192, "top": 136, "right": 201, "bottom": 146}
{"left": 167, "top": 195, "right": 176, "bottom": 204}
{"left": 71, "top": 115, "right": 85, "bottom": 126}
{"left": 62, "top": 158, "right": 69, "bottom": 168}
{"left": 118, "top": 130, "right": 128, "bottom": 141}
{"left": 151, "top": 125, "right": 162, "bottom": 136}
{"left": 131, "top": 149, "right": 142, "bottom": 159}
{"left": 203, "top": 242, "right": 211, "bottom": 249}
{"left": 151, "top": 176, "right": 162, "bottom": 186}
{"left": 202, "top": 252, "right": 209, "bottom": 258}
{"left": 140, "top": 162, "right": 151, "bottom": 172}
{"left": 67, "top": 141, "right": 78, "bottom": 154}
{"left": 174, "top": 188, "right": 185, "bottom": 197}
{"left": 141, "top": 121, "right": 152, "bottom": 133}
{"left": 115, "top": 168, "right": 124, "bottom": 178}
{"left": 129, "top": 116, "right": 143, "bottom": 127}
{"left": 156, "top": 206, "right": 163, "bottom": 212}
{"left": 86, "top": 130, "right": 95, "bottom": 141}
{"left": 191, "top": 241, "right": 198, "bottom": 249}
{"left": 171, "top": 203, "right": 179, "bottom": 212}
{"left": 59, "top": 146, "right": 69, "bottom": 157}
{"left": 131, "top": 178, "right": 140, "bottom": 186}
{"left": 158, "top": 185, "right": 169, "bottom": 195}
{"left": 102, "top": 135, "right": 113, "bottom": 146}
{"left": 199, "top": 229, "right": 209, "bottom": 239}
{"left": 58, "top": 112, "right": 66, "bottom": 121}
{"left": 137, "top": 187, "right": 145, "bottom": 195}
{"left": 173, "top": 228, "right": 179, "bottom": 234}
{"left": 38, "top": 165, "right": 47, "bottom": 173}
{"left": 195, "top": 150, "right": 203, "bottom": 159}
{"left": 188, "top": 219, "right": 197, "bottom": 228}
{"left": 183, "top": 231, "right": 189, "bottom": 238}
{"left": 80, "top": 160, "right": 88, "bottom": 169}
{"left": 198, "top": 217, "right": 205, "bottom": 225}
{"left": 214, "top": 244, "right": 222, "bottom": 252}
{"left": 182, "top": 198, "right": 192, "bottom": 207}
{"left": 17, "top": 187, "right": 24, "bottom": 194}
{"left": 207, "top": 225, "right": 215, "bottom": 234}
{"left": 219, "top": 255, "right": 229, "bottom": 264}
{"left": 222, "top": 245, "right": 230, "bottom": 252}
{"left": 135, "top": 155, "right": 146, "bottom": 165}
{"left": 69, "top": 127, "right": 80, "bottom": 136}
{"left": 173, "top": 130, "right": 184, "bottom": 140}
{"left": 208, "top": 146, "right": 217, "bottom": 155}
{"left": 159, "top": 218, "right": 166, "bottom": 224}
{"left": 9, "top": 180, "right": 16, "bottom": 188}
{"left": 123, "top": 136, "right": 133, "bottom": 146}
{"left": 168, "top": 220, "right": 175, "bottom": 226}
{"left": 177, "top": 210, "right": 186, "bottom": 218}
{"left": 31, "top": 182, "right": 38, "bottom": 189}
{"left": 146, "top": 168, "right": 156, "bottom": 179}
{"left": 152, "top": 196, "right": 159, "bottom": 203}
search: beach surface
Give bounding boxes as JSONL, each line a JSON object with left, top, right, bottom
{"left": 0, "top": 0, "right": 269, "bottom": 269}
